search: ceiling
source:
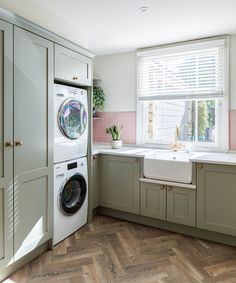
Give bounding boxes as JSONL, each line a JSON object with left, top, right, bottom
{"left": 0, "top": 0, "right": 236, "bottom": 55}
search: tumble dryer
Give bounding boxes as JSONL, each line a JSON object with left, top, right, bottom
{"left": 54, "top": 84, "right": 88, "bottom": 163}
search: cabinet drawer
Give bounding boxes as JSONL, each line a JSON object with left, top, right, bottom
{"left": 55, "top": 44, "right": 92, "bottom": 86}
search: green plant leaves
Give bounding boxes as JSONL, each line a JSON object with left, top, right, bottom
{"left": 105, "top": 124, "right": 123, "bottom": 140}
{"left": 93, "top": 86, "right": 105, "bottom": 110}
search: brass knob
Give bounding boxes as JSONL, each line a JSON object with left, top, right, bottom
{"left": 93, "top": 155, "right": 98, "bottom": 160}
{"left": 5, "top": 141, "right": 13, "bottom": 147}
{"left": 72, "top": 76, "right": 78, "bottom": 80}
{"left": 15, "top": 140, "right": 23, "bottom": 146}
{"left": 168, "top": 186, "right": 172, "bottom": 191}
{"left": 198, "top": 163, "right": 203, "bottom": 169}
{"left": 160, "top": 185, "right": 165, "bottom": 190}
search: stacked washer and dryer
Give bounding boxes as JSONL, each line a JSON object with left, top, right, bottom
{"left": 53, "top": 84, "right": 89, "bottom": 245}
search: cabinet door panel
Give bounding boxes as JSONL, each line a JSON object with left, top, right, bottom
{"left": 55, "top": 44, "right": 92, "bottom": 86}
{"left": 167, "top": 186, "right": 195, "bottom": 227}
{"left": 140, "top": 182, "right": 166, "bottom": 220}
{"left": 14, "top": 27, "right": 53, "bottom": 260}
{"left": 197, "top": 163, "right": 236, "bottom": 236}
{"left": 0, "top": 20, "right": 13, "bottom": 270}
{"left": 92, "top": 156, "right": 99, "bottom": 209}
{"left": 100, "top": 155, "right": 140, "bottom": 214}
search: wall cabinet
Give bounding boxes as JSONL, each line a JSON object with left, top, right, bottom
{"left": 55, "top": 44, "right": 92, "bottom": 86}
{"left": 197, "top": 163, "right": 236, "bottom": 236}
{"left": 100, "top": 155, "right": 140, "bottom": 214}
{"left": 0, "top": 19, "right": 13, "bottom": 271}
{"left": 141, "top": 182, "right": 196, "bottom": 227}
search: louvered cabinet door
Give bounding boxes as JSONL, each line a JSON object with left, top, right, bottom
{"left": 13, "top": 27, "right": 53, "bottom": 260}
{"left": 0, "top": 19, "right": 13, "bottom": 271}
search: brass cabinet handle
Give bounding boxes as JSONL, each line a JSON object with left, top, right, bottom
{"left": 72, "top": 76, "right": 78, "bottom": 80}
{"left": 15, "top": 140, "right": 23, "bottom": 146}
{"left": 160, "top": 185, "right": 165, "bottom": 190}
{"left": 198, "top": 163, "right": 203, "bottom": 169}
{"left": 5, "top": 141, "right": 13, "bottom": 147}
{"left": 167, "top": 186, "right": 172, "bottom": 191}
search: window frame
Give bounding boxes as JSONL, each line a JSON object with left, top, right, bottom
{"left": 136, "top": 36, "right": 229, "bottom": 152}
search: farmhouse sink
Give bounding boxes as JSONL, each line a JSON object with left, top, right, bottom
{"left": 144, "top": 150, "right": 194, "bottom": 184}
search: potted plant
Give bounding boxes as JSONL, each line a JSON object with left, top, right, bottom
{"left": 106, "top": 124, "right": 123, "bottom": 149}
{"left": 92, "top": 86, "right": 105, "bottom": 117}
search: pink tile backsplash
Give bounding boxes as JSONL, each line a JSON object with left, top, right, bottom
{"left": 94, "top": 110, "right": 236, "bottom": 149}
{"left": 229, "top": 110, "right": 236, "bottom": 150}
{"left": 93, "top": 111, "right": 136, "bottom": 144}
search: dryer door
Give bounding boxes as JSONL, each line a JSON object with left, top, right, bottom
{"left": 59, "top": 174, "right": 87, "bottom": 215}
{"left": 58, "top": 98, "right": 87, "bottom": 139}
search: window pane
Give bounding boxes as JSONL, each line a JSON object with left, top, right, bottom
{"left": 145, "top": 100, "right": 195, "bottom": 144}
{"left": 197, "top": 100, "right": 216, "bottom": 142}
{"left": 144, "top": 99, "right": 217, "bottom": 145}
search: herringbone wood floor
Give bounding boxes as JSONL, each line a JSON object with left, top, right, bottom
{"left": 6, "top": 215, "right": 236, "bottom": 283}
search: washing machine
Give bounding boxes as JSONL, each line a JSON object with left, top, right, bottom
{"left": 54, "top": 84, "right": 88, "bottom": 164}
{"left": 54, "top": 157, "right": 88, "bottom": 245}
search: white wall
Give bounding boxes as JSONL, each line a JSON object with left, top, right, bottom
{"left": 94, "top": 35, "right": 236, "bottom": 112}
{"left": 94, "top": 52, "right": 136, "bottom": 112}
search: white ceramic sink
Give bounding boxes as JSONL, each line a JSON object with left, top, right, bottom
{"left": 144, "top": 151, "right": 194, "bottom": 183}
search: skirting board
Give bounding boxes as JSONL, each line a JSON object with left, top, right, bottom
{"left": 96, "top": 206, "right": 236, "bottom": 247}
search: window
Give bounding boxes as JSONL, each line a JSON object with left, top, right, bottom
{"left": 137, "top": 37, "right": 228, "bottom": 151}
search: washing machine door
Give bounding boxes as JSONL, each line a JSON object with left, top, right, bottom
{"left": 58, "top": 98, "right": 87, "bottom": 139}
{"left": 59, "top": 174, "right": 87, "bottom": 215}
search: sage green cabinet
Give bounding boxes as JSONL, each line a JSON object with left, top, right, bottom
{"left": 141, "top": 182, "right": 196, "bottom": 227}
{"left": 0, "top": 19, "right": 13, "bottom": 271}
{"left": 141, "top": 182, "right": 166, "bottom": 220}
{"left": 13, "top": 27, "right": 54, "bottom": 260}
{"left": 92, "top": 155, "right": 99, "bottom": 209}
{"left": 55, "top": 44, "right": 92, "bottom": 86}
{"left": 100, "top": 155, "right": 140, "bottom": 214}
{"left": 197, "top": 163, "right": 236, "bottom": 236}
{"left": 167, "top": 185, "right": 196, "bottom": 227}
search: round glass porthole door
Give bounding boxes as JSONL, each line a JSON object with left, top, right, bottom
{"left": 59, "top": 174, "right": 87, "bottom": 215}
{"left": 58, "top": 99, "right": 87, "bottom": 139}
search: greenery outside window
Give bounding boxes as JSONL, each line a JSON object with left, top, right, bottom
{"left": 137, "top": 37, "right": 228, "bottom": 151}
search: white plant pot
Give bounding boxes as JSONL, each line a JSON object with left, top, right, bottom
{"left": 111, "top": 140, "right": 122, "bottom": 149}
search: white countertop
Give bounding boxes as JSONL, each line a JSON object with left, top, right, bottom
{"left": 190, "top": 152, "right": 236, "bottom": 166}
{"left": 93, "top": 143, "right": 236, "bottom": 165}
{"left": 92, "top": 143, "right": 154, "bottom": 157}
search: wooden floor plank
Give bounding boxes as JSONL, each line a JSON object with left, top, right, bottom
{"left": 5, "top": 215, "right": 236, "bottom": 283}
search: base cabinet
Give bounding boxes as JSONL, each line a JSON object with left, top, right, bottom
{"left": 100, "top": 155, "right": 140, "bottom": 214}
{"left": 92, "top": 155, "right": 100, "bottom": 209}
{"left": 167, "top": 185, "right": 195, "bottom": 227}
{"left": 197, "top": 163, "right": 236, "bottom": 236}
{"left": 141, "top": 183, "right": 166, "bottom": 220}
{"left": 141, "top": 182, "right": 196, "bottom": 227}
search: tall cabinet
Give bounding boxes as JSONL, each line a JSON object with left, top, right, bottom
{"left": 0, "top": 19, "right": 13, "bottom": 271}
{"left": 13, "top": 27, "right": 54, "bottom": 260}
{"left": 0, "top": 22, "right": 53, "bottom": 270}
